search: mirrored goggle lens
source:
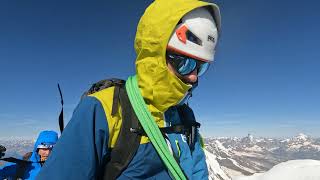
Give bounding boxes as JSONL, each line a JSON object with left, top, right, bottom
{"left": 167, "top": 53, "right": 210, "bottom": 76}
{"left": 177, "top": 58, "right": 197, "bottom": 75}
{"left": 37, "top": 144, "right": 54, "bottom": 149}
{"left": 197, "top": 62, "right": 210, "bottom": 77}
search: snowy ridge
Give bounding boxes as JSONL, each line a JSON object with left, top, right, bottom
{"left": 234, "top": 160, "right": 320, "bottom": 180}
{"left": 205, "top": 150, "right": 231, "bottom": 180}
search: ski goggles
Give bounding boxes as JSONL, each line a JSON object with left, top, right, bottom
{"left": 37, "top": 143, "right": 55, "bottom": 149}
{"left": 166, "top": 51, "right": 210, "bottom": 76}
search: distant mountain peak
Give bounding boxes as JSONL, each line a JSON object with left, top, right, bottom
{"left": 294, "top": 133, "right": 309, "bottom": 141}
{"left": 247, "top": 133, "right": 254, "bottom": 142}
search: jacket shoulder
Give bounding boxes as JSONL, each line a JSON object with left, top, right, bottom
{"left": 89, "top": 87, "right": 122, "bottom": 148}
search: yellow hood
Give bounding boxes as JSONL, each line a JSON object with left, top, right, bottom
{"left": 134, "top": 0, "right": 220, "bottom": 126}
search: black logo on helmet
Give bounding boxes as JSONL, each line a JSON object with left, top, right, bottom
{"left": 207, "top": 35, "right": 215, "bottom": 43}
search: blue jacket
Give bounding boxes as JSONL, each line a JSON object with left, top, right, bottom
{"left": 0, "top": 130, "right": 58, "bottom": 180}
{"left": 36, "top": 96, "right": 208, "bottom": 180}
{"left": 0, "top": 162, "right": 17, "bottom": 180}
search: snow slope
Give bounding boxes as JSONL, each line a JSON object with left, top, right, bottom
{"left": 205, "top": 133, "right": 320, "bottom": 178}
{"left": 233, "top": 160, "right": 320, "bottom": 180}
{"left": 204, "top": 149, "right": 231, "bottom": 180}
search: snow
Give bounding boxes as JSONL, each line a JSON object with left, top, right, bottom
{"left": 204, "top": 150, "right": 231, "bottom": 180}
{"left": 244, "top": 145, "right": 263, "bottom": 152}
{"left": 233, "top": 150, "right": 263, "bottom": 158}
{"left": 311, "top": 144, "right": 320, "bottom": 151}
{"left": 247, "top": 134, "right": 253, "bottom": 142}
{"left": 214, "top": 140, "right": 231, "bottom": 155}
{"left": 233, "top": 160, "right": 320, "bottom": 180}
{"left": 255, "top": 139, "right": 264, "bottom": 143}
{"left": 267, "top": 147, "right": 279, "bottom": 151}
{"left": 288, "top": 141, "right": 311, "bottom": 150}
{"left": 294, "top": 133, "right": 309, "bottom": 141}
{"left": 227, "top": 157, "right": 256, "bottom": 174}
{"left": 280, "top": 139, "right": 290, "bottom": 143}
{"left": 221, "top": 167, "right": 244, "bottom": 177}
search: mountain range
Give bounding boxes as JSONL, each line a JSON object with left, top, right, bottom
{"left": 204, "top": 133, "right": 320, "bottom": 179}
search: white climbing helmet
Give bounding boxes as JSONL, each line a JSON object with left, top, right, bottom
{"left": 167, "top": 6, "right": 220, "bottom": 62}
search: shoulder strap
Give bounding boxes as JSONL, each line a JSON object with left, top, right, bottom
{"left": 0, "top": 157, "right": 32, "bottom": 164}
{"left": 0, "top": 144, "right": 5, "bottom": 158}
{"left": 83, "top": 78, "right": 142, "bottom": 179}
{"left": 82, "top": 78, "right": 125, "bottom": 98}
{"left": 126, "top": 75, "right": 187, "bottom": 180}
{"left": 176, "top": 104, "right": 200, "bottom": 151}
{"left": 83, "top": 78, "right": 126, "bottom": 117}
{"left": 58, "top": 83, "right": 64, "bottom": 134}
{"left": 103, "top": 83, "right": 142, "bottom": 180}
{"left": 15, "top": 152, "right": 32, "bottom": 179}
{"left": 55, "top": 78, "right": 142, "bottom": 179}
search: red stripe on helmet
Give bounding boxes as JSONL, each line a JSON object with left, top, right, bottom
{"left": 176, "top": 25, "right": 188, "bottom": 44}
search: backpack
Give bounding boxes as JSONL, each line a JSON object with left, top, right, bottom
{"left": 83, "top": 78, "right": 142, "bottom": 179}
{"left": 61, "top": 78, "right": 200, "bottom": 179}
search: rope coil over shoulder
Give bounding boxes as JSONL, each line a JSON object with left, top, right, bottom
{"left": 126, "top": 75, "right": 186, "bottom": 180}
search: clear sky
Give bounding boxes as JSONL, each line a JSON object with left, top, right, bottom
{"left": 0, "top": 0, "right": 319, "bottom": 139}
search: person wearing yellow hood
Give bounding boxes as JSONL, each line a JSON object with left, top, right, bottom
{"left": 37, "top": 0, "right": 220, "bottom": 179}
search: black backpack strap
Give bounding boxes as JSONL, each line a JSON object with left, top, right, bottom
{"left": 0, "top": 144, "right": 5, "bottom": 158}
{"left": 0, "top": 157, "right": 32, "bottom": 179}
{"left": 82, "top": 78, "right": 125, "bottom": 117}
{"left": 83, "top": 79, "right": 125, "bottom": 96}
{"left": 0, "top": 157, "right": 32, "bottom": 164}
{"left": 111, "top": 85, "right": 121, "bottom": 116}
{"left": 130, "top": 125, "right": 186, "bottom": 136}
{"left": 176, "top": 104, "right": 200, "bottom": 151}
{"left": 57, "top": 83, "right": 64, "bottom": 134}
{"left": 128, "top": 104, "right": 200, "bottom": 151}
{"left": 103, "top": 84, "right": 142, "bottom": 180}
{"left": 78, "top": 78, "right": 141, "bottom": 179}
{"left": 14, "top": 152, "right": 33, "bottom": 179}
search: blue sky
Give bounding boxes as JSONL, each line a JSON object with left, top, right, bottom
{"left": 0, "top": 0, "right": 319, "bottom": 139}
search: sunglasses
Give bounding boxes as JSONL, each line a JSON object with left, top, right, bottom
{"left": 166, "top": 51, "right": 210, "bottom": 76}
